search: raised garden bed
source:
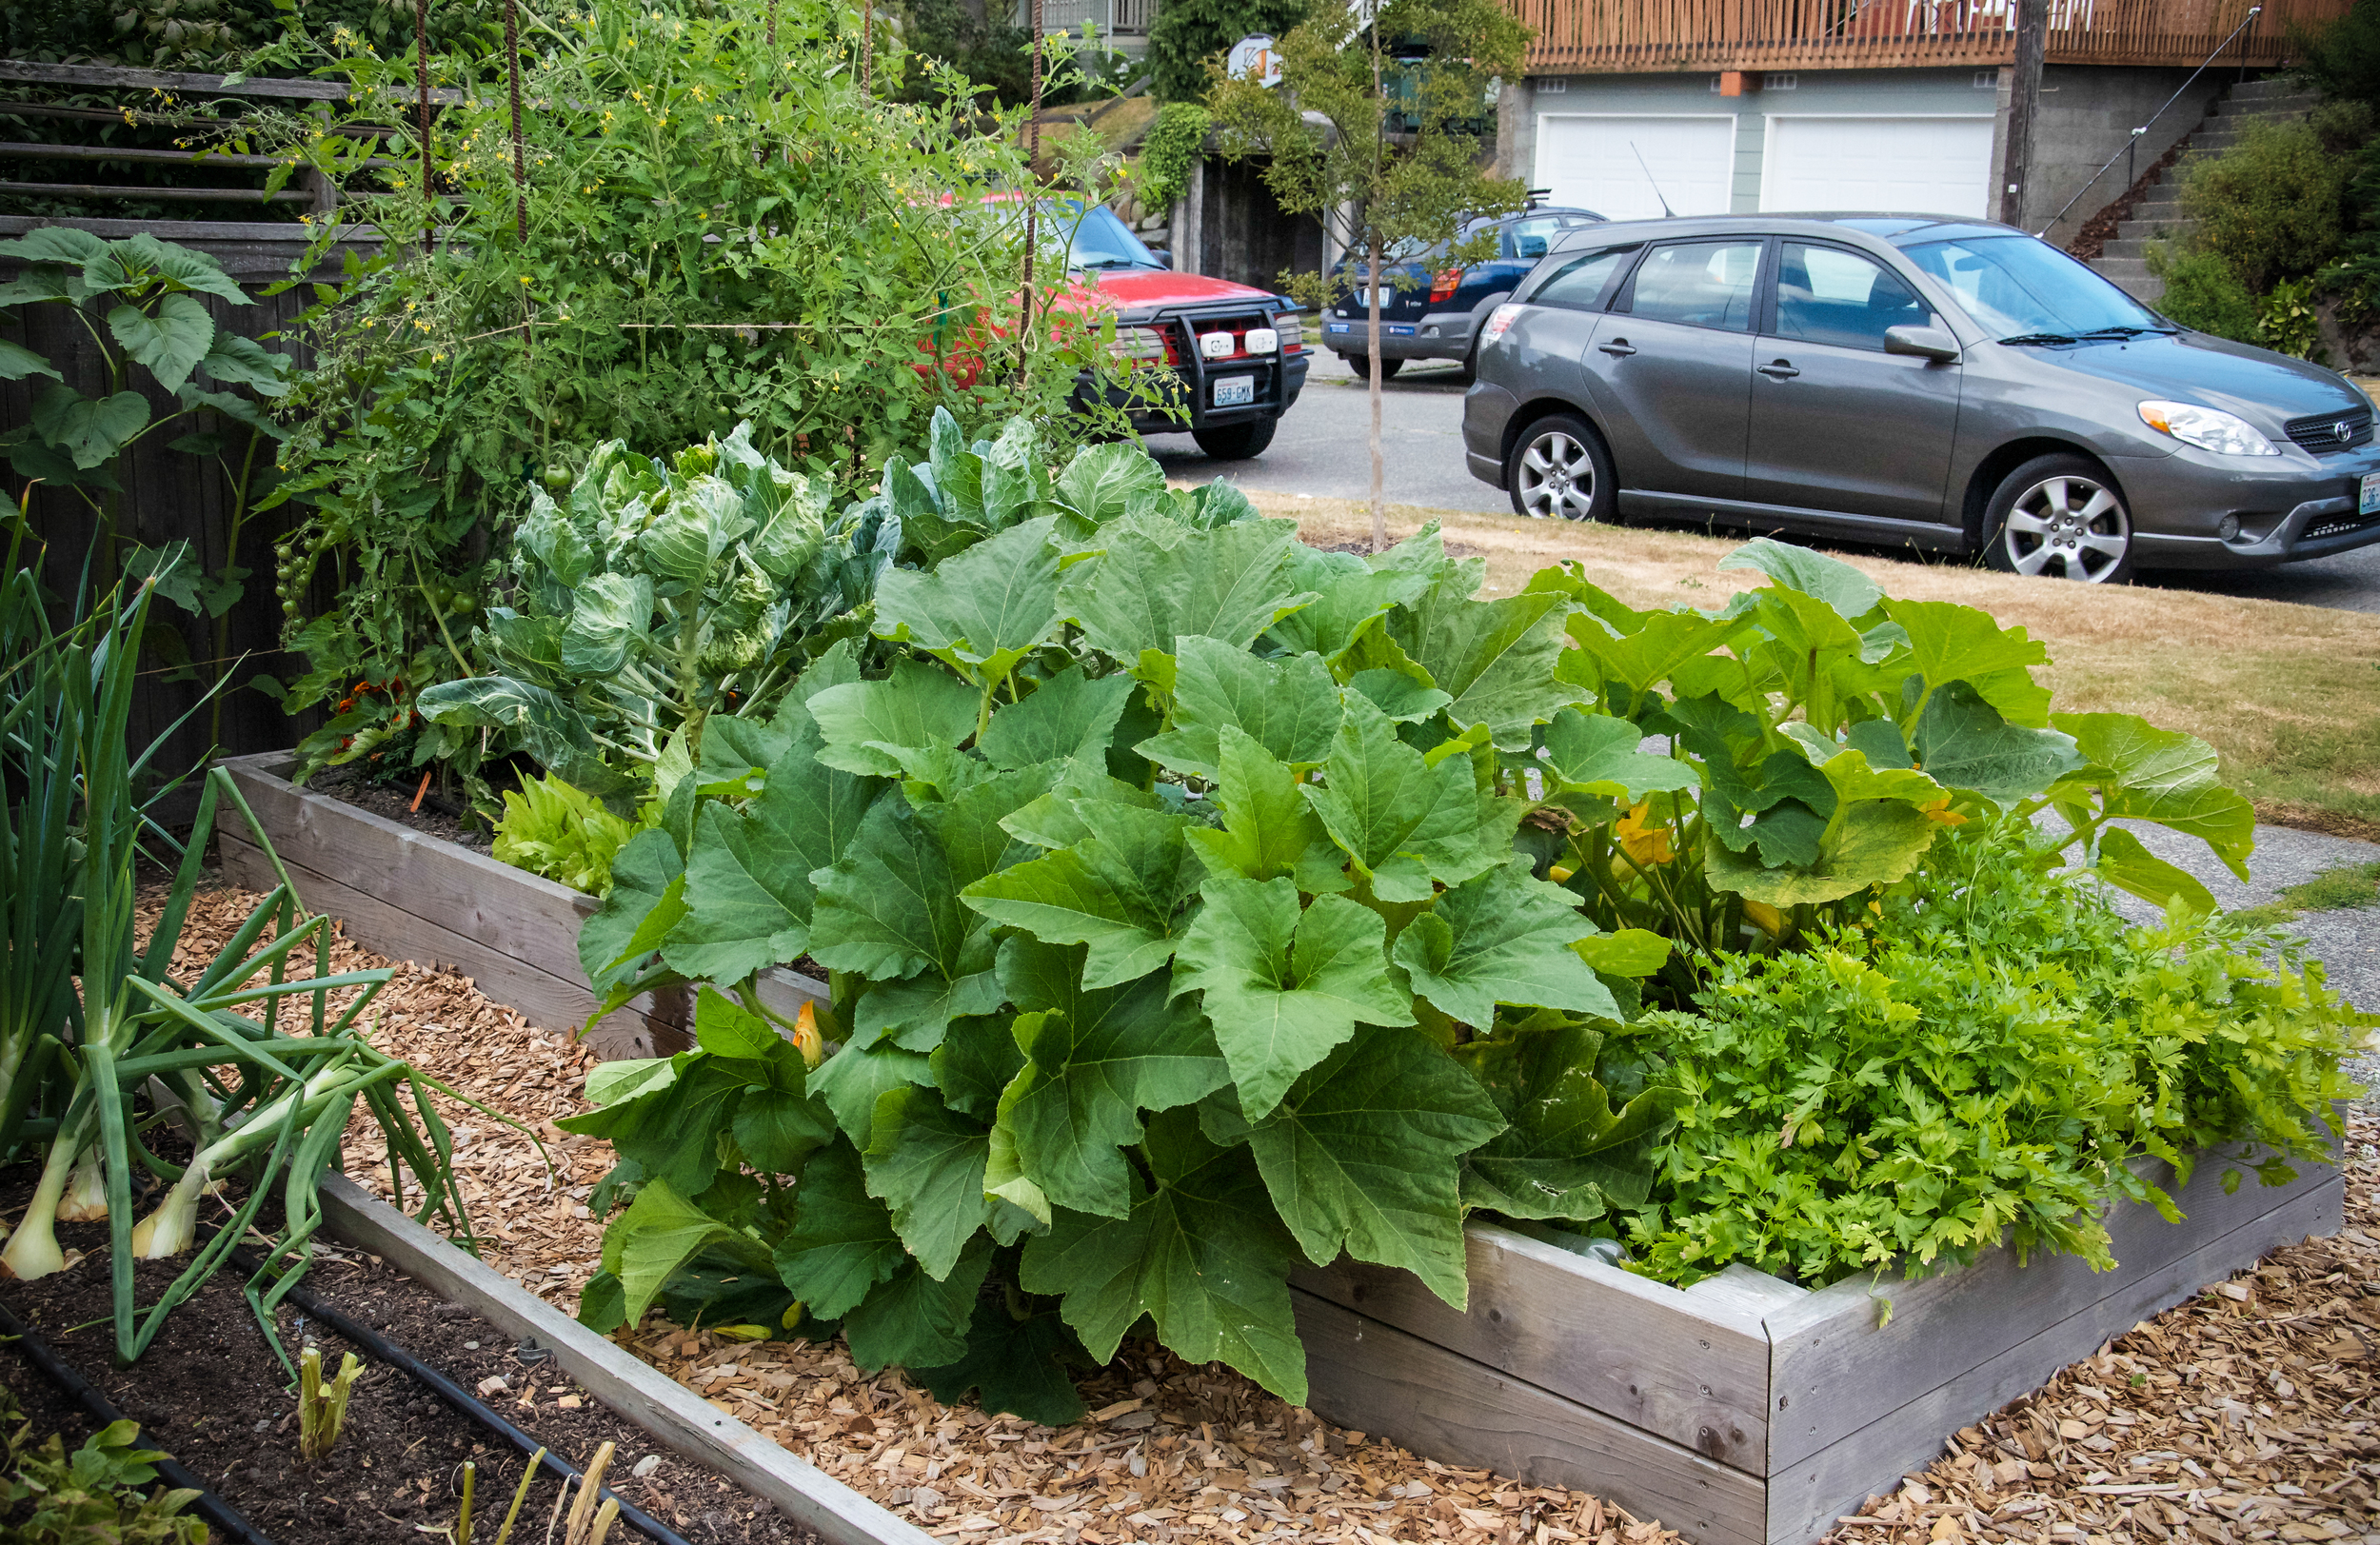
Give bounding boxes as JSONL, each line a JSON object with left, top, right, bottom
{"left": 219, "top": 746, "right": 2350, "bottom": 1545}
{"left": 217, "top": 752, "right": 823, "bottom": 1061}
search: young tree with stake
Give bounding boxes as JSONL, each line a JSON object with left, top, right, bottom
{"left": 1207, "top": 0, "right": 1528, "bottom": 550}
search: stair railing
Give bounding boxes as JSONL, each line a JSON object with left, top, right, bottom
{"left": 2034, "top": 2, "right": 2263, "bottom": 239}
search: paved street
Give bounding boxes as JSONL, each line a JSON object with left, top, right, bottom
{"left": 1149, "top": 348, "right": 2380, "bottom": 613}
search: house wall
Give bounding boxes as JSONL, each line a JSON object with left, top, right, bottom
{"left": 1512, "top": 63, "right": 2235, "bottom": 236}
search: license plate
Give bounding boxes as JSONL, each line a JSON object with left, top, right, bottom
{"left": 2363, "top": 472, "right": 2380, "bottom": 516}
{"left": 1212, "top": 376, "right": 1255, "bottom": 407}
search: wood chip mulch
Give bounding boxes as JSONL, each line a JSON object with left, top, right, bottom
{"left": 149, "top": 880, "right": 2379, "bottom": 1545}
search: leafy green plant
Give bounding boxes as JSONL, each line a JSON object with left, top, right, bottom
{"left": 256, "top": 0, "right": 1157, "bottom": 772}
{"left": 0, "top": 228, "right": 294, "bottom": 734}
{"left": 1627, "top": 817, "right": 2371, "bottom": 1288}
{"left": 1536, "top": 539, "right": 2255, "bottom": 966}
{"left": 0, "top": 1388, "right": 206, "bottom": 1545}
{"left": 2256, "top": 275, "right": 2326, "bottom": 359}
{"left": 406, "top": 422, "right": 895, "bottom": 805}
{"left": 2177, "top": 117, "right": 2351, "bottom": 295}
{"left": 1145, "top": 0, "right": 1308, "bottom": 102}
{"left": 565, "top": 505, "right": 1685, "bottom": 1417}
{"left": 493, "top": 775, "right": 651, "bottom": 896}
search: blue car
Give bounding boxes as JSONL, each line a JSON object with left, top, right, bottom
{"left": 1321, "top": 203, "right": 1606, "bottom": 379}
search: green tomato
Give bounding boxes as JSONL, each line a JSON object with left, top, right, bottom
{"left": 449, "top": 595, "right": 476, "bottom": 617}
{"left": 541, "top": 463, "right": 573, "bottom": 493}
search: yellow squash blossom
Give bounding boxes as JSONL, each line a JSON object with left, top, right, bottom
{"left": 1615, "top": 802, "right": 1676, "bottom": 867}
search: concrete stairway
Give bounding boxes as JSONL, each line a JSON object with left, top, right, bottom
{"left": 2089, "top": 76, "right": 2322, "bottom": 304}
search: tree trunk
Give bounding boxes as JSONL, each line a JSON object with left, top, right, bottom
{"left": 1366, "top": 236, "right": 1385, "bottom": 554}
{"left": 1998, "top": 0, "right": 2048, "bottom": 228}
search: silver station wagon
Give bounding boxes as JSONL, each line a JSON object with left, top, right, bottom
{"left": 1461, "top": 214, "right": 2380, "bottom": 582}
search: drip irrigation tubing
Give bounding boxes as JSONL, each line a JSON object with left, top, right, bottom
{"left": 0, "top": 1297, "right": 280, "bottom": 1545}
{"left": 225, "top": 1238, "right": 698, "bottom": 1545}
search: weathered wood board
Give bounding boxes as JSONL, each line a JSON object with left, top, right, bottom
{"left": 317, "top": 1176, "right": 926, "bottom": 1545}
{"left": 219, "top": 751, "right": 821, "bottom": 1058}
{"left": 1298, "top": 1146, "right": 2344, "bottom": 1545}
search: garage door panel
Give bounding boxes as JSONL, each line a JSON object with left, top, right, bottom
{"left": 1535, "top": 115, "right": 1735, "bottom": 223}
{"left": 1760, "top": 116, "right": 1993, "bottom": 218}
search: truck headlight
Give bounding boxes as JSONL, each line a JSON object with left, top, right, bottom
{"left": 1273, "top": 312, "right": 1304, "bottom": 353}
{"left": 2137, "top": 400, "right": 2279, "bottom": 457}
{"left": 1117, "top": 326, "right": 1170, "bottom": 363}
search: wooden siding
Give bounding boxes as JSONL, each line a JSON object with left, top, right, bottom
{"left": 1516, "top": 0, "right": 2351, "bottom": 75}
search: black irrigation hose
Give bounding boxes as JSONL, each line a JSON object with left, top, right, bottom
{"left": 0, "top": 1297, "right": 281, "bottom": 1545}
{"left": 228, "top": 1242, "right": 698, "bottom": 1545}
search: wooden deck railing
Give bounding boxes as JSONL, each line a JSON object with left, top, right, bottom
{"left": 1517, "top": 0, "right": 2352, "bottom": 73}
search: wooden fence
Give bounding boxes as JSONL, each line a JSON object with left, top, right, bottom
{"left": 1517, "top": 0, "right": 2352, "bottom": 74}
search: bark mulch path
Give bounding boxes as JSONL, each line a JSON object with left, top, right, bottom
{"left": 151, "top": 878, "right": 2377, "bottom": 1545}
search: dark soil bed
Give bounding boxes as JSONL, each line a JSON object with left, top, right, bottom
{"left": 308, "top": 763, "right": 495, "bottom": 854}
{"left": 0, "top": 1214, "right": 816, "bottom": 1545}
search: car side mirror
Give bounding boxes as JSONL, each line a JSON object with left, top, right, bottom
{"left": 1885, "top": 325, "right": 1960, "bottom": 363}
{"left": 1146, "top": 248, "right": 1173, "bottom": 270}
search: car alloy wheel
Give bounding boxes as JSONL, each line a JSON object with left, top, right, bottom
{"left": 1999, "top": 472, "right": 2132, "bottom": 582}
{"left": 1516, "top": 427, "right": 1597, "bottom": 521}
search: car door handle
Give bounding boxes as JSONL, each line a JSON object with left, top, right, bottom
{"left": 1757, "top": 360, "right": 1800, "bottom": 379}
{"left": 1597, "top": 339, "right": 1636, "bottom": 357}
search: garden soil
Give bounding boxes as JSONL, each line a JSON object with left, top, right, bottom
{"left": 143, "top": 877, "right": 2379, "bottom": 1545}
{"left": 0, "top": 1207, "right": 813, "bottom": 1544}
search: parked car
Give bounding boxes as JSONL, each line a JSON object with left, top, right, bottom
{"left": 1038, "top": 201, "right": 1310, "bottom": 460}
{"left": 1320, "top": 204, "right": 1606, "bottom": 380}
{"left": 1463, "top": 214, "right": 2380, "bottom": 581}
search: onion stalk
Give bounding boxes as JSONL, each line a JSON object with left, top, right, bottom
{"left": 131, "top": 1058, "right": 360, "bottom": 1259}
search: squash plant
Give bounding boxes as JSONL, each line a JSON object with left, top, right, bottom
{"left": 1537, "top": 538, "right": 2254, "bottom": 969}
{"left": 566, "top": 511, "right": 1688, "bottom": 1419}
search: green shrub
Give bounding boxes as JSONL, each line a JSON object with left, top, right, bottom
{"left": 1145, "top": 0, "right": 1308, "bottom": 102}
{"left": 1626, "top": 819, "right": 2370, "bottom": 1289}
{"left": 1136, "top": 103, "right": 1213, "bottom": 212}
{"left": 2179, "top": 117, "right": 2351, "bottom": 293}
{"left": 2149, "top": 246, "right": 2261, "bottom": 342}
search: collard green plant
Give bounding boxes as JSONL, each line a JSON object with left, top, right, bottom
{"left": 407, "top": 423, "right": 895, "bottom": 804}
{"left": 1629, "top": 817, "right": 2372, "bottom": 1288}
{"left": 567, "top": 510, "right": 1685, "bottom": 1416}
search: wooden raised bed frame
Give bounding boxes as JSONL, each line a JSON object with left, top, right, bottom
{"left": 221, "top": 750, "right": 2349, "bottom": 1545}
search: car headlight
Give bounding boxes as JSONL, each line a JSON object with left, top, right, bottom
{"left": 1116, "top": 326, "right": 1170, "bottom": 363}
{"left": 2136, "top": 400, "right": 2279, "bottom": 457}
{"left": 1272, "top": 312, "right": 1304, "bottom": 353}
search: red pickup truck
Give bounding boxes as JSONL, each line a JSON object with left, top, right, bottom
{"left": 1042, "top": 202, "right": 1310, "bottom": 461}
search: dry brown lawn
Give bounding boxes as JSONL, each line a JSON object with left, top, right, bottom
{"left": 1235, "top": 490, "right": 2380, "bottom": 838}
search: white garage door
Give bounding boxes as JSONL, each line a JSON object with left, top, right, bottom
{"left": 1535, "top": 115, "right": 1736, "bottom": 222}
{"left": 1760, "top": 116, "right": 1995, "bottom": 218}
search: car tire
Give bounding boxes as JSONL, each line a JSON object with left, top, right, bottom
{"left": 1506, "top": 413, "right": 1616, "bottom": 524}
{"left": 1454, "top": 339, "right": 1481, "bottom": 384}
{"left": 1192, "top": 417, "right": 1279, "bottom": 461}
{"left": 1346, "top": 353, "right": 1403, "bottom": 381}
{"left": 1981, "top": 453, "right": 2134, "bottom": 583}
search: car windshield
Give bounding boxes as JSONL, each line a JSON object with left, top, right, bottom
{"left": 1901, "top": 234, "right": 2170, "bottom": 342}
{"left": 1039, "top": 202, "right": 1161, "bottom": 269}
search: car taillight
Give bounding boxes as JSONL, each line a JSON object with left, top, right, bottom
{"left": 1274, "top": 312, "right": 1304, "bottom": 352}
{"left": 1481, "top": 304, "right": 1524, "bottom": 347}
{"left": 1117, "top": 326, "right": 1170, "bottom": 363}
{"left": 1430, "top": 267, "right": 1463, "bottom": 304}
